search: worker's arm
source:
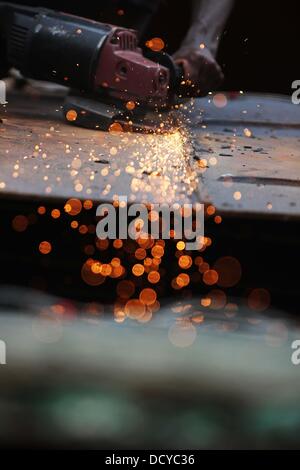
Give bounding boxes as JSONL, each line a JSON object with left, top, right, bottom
{"left": 173, "top": 0, "right": 234, "bottom": 96}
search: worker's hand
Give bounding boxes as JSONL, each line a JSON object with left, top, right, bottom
{"left": 173, "top": 45, "right": 224, "bottom": 97}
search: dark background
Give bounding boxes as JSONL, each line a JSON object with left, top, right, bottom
{"left": 5, "top": 0, "right": 299, "bottom": 95}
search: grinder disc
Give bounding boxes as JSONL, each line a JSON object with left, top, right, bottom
{"left": 63, "top": 94, "right": 178, "bottom": 133}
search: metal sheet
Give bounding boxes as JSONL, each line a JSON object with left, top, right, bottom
{"left": 0, "top": 92, "right": 197, "bottom": 206}
{"left": 187, "top": 93, "right": 300, "bottom": 219}
{"left": 1, "top": 91, "right": 300, "bottom": 219}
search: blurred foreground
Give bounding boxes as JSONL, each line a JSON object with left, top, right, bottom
{"left": 0, "top": 287, "right": 300, "bottom": 449}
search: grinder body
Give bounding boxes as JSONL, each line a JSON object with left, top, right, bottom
{"left": 0, "top": 3, "right": 182, "bottom": 131}
{"left": 0, "top": 3, "right": 173, "bottom": 103}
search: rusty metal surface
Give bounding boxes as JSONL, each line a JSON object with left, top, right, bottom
{"left": 0, "top": 91, "right": 299, "bottom": 219}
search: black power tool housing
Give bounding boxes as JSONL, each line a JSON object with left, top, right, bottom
{"left": 0, "top": 2, "right": 182, "bottom": 131}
